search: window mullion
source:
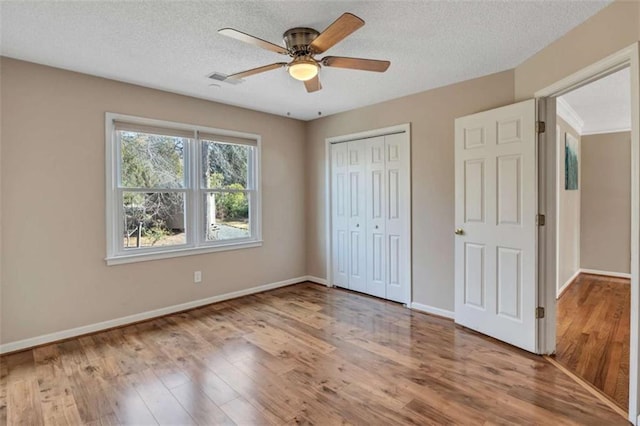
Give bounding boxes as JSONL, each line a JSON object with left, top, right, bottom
{"left": 117, "top": 188, "right": 188, "bottom": 193}
{"left": 115, "top": 188, "right": 124, "bottom": 253}
{"left": 247, "top": 146, "right": 254, "bottom": 191}
{"left": 189, "top": 133, "right": 201, "bottom": 247}
{"left": 252, "top": 143, "right": 261, "bottom": 240}
{"left": 206, "top": 188, "right": 247, "bottom": 194}
{"left": 110, "top": 128, "right": 121, "bottom": 255}
{"left": 249, "top": 189, "right": 256, "bottom": 240}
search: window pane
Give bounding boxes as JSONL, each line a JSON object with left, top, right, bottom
{"left": 204, "top": 192, "right": 250, "bottom": 241}
{"left": 202, "top": 141, "right": 251, "bottom": 189}
{"left": 123, "top": 192, "right": 186, "bottom": 248}
{"left": 120, "top": 131, "right": 186, "bottom": 188}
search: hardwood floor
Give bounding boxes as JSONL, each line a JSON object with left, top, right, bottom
{"left": 1, "top": 282, "right": 627, "bottom": 425}
{"left": 555, "top": 273, "right": 630, "bottom": 410}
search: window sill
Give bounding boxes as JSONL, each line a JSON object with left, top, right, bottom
{"left": 105, "top": 240, "right": 263, "bottom": 266}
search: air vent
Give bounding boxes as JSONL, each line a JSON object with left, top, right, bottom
{"left": 208, "top": 72, "right": 243, "bottom": 85}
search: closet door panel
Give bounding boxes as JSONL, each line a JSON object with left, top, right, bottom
{"left": 385, "top": 133, "right": 410, "bottom": 303}
{"left": 366, "top": 136, "right": 386, "bottom": 298}
{"left": 331, "top": 142, "right": 349, "bottom": 288}
{"left": 348, "top": 140, "right": 367, "bottom": 293}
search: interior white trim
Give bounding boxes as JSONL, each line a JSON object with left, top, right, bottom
{"left": 535, "top": 45, "right": 635, "bottom": 98}
{"left": 325, "top": 124, "right": 409, "bottom": 143}
{"left": 305, "top": 275, "right": 329, "bottom": 286}
{"left": 536, "top": 42, "right": 640, "bottom": 424}
{"left": 582, "top": 127, "right": 632, "bottom": 136}
{"left": 580, "top": 268, "right": 632, "bottom": 279}
{"left": 629, "top": 44, "right": 639, "bottom": 425}
{"left": 325, "top": 123, "right": 413, "bottom": 306}
{"left": 324, "top": 139, "right": 332, "bottom": 290}
{"left": 0, "top": 276, "right": 306, "bottom": 355}
{"left": 557, "top": 268, "right": 630, "bottom": 300}
{"left": 540, "top": 101, "right": 558, "bottom": 357}
{"left": 557, "top": 269, "right": 581, "bottom": 299}
{"left": 106, "top": 240, "right": 264, "bottom": 265}
{"left": 556, "top": 97, "right": 585, "bottom": 134}
{"left": 410, "top": 302, "right": 455, "bottom": 320}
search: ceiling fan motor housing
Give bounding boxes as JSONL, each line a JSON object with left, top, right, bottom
{"left": 283, "top": 27, "right": 319, "bottom": 56}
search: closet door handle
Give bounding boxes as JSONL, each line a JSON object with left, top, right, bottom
{"left": 356, "top": 224, "right": 360, "bottom": 228}
{"left": 375, "top": 225, "right": 379, "bottom": 229}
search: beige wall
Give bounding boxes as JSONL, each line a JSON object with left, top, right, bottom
{"left": 556, "top": 117, "right": 581, "bottom": 292}
{"left": 305, "top": 71, "right": 515, "bottom": 311}
{"left": 3, "top": 0, "right": 639, "bottom": 345}
{"left": 0, "top": 58, "right": 307, "bottom": 344}
{"left": 580, "top": 131, "right": 631, "bottom": 274}
{"left": 0, "top": 57, "right": 3, "bottom": 326}
{"left": 515, "top": 1, "right": 640, "bottom": 99}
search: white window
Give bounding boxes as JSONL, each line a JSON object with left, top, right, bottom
{"left": 105, "top": 113, "right": 261, "bottom": 265}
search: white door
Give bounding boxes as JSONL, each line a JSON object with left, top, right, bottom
{"left": 365, "top": 136, "right": 386, "bottom": 298}
{"left": 331, "top": 142, "right": 349, "bottom": 289}
{"left": 385, "top": 133, "right": 410, "bottom": 303}
{"left": 454, "top": 99, "right": 538, "bottom": 353}
{"left": 347, "top": 141, "right": 367, "bottom": 293}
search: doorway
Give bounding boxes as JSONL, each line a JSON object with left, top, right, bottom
{"left": 535, "top": 44, "right": 640, "bottom": 423}
{"left": 552, "top": 67, "right": 632, "bottom": 411}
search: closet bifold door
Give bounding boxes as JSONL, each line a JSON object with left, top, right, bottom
{"left": 331, "top": 130, "right": 409, "bottom": 302}
{"left": 347, "top": 140, "right": 367, "bottom": 293}
{"left": 365, "top": 136, "right": 387, "bottom": 298}
{"left": 385, "top": 133, "right": 409, "bottom": 303}
{"left": 331, "top": 142, "right": 349, "bottom": 289}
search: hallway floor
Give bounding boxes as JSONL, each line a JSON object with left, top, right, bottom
{"left": 555, "top": 273, "right": 630, "bottom": 410}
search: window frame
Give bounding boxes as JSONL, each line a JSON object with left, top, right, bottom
{"left": 105, "top": 113, "right": 262, "bottom": 265}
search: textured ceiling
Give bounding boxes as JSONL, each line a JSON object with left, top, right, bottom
{"left": 1, "top": 1, "right": 611, "bottom": 121}
{"left": 561, "top": 67, "right": 630, "bottom": 135}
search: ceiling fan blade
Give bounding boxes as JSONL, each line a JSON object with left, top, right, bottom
{"left": 322, "top": 56, "right": 390, "bottom": 72}
{"left": 304, "top": 75, "right": 322, "bottom": 93}
{"left": 309, "top": 13, "right": 364, "bottom": 54}
{"left": 227, "top": 62, "right": 287, "bottom": 80}
{"left": 219, "top": 28, "right": 288, "bottom": 55}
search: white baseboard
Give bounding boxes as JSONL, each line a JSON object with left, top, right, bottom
{"left": 0, "top": 276, "right": 307, "bottom": 355}
{"left": 557, "top": 269, "right": 581, "bottom": 298}
{"left": 556, "top": 268, "right": 630, "bottom": 299}
{"left": 304, "top": 275, "right": 328, "bottom": 286}
{"left": 410, "top": 302, "right": 455, "bottom": 320}
{"left": 580, "top": 268, "right": 631, "bottom": 279}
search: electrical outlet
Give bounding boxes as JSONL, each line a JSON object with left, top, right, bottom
{"left": 194, "top": 271, "right": 202, "bottom": 283}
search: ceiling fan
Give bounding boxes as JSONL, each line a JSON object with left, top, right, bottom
{"left": 218, "top": 13, "right": 390, "bottom": 93}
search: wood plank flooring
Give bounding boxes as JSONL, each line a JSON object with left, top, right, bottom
{"left": 1, "top": 282, "right": 628, "bottom": 425}
{"left": 555, "top": 273, "right": 630, "bottom": 410}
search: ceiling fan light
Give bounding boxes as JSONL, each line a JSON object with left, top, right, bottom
{"left": 288, "top": 60, "right": 319, "bottom": 81}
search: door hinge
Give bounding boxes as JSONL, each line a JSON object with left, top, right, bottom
{"left": 536, "top": 121, "right": 546, "bottom": 134}
{"left": 536, "top": 306, "right": 545, "bottom": 319}
{"left": 536, "top": 214, "right": 546, "bottom": 226}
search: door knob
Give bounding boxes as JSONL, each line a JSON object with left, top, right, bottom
{"left": 356, "top": 224, "right": 360, "bottom": 228}
{"left": 455, "top": 228, "right": 465, "bottom": 235}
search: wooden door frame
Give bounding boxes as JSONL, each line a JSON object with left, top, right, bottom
{"left": 324, "top": 123, "right": 412, "bottom": 305}
{"left": 535, "top": 43, "right": 640, "bottom": 423}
